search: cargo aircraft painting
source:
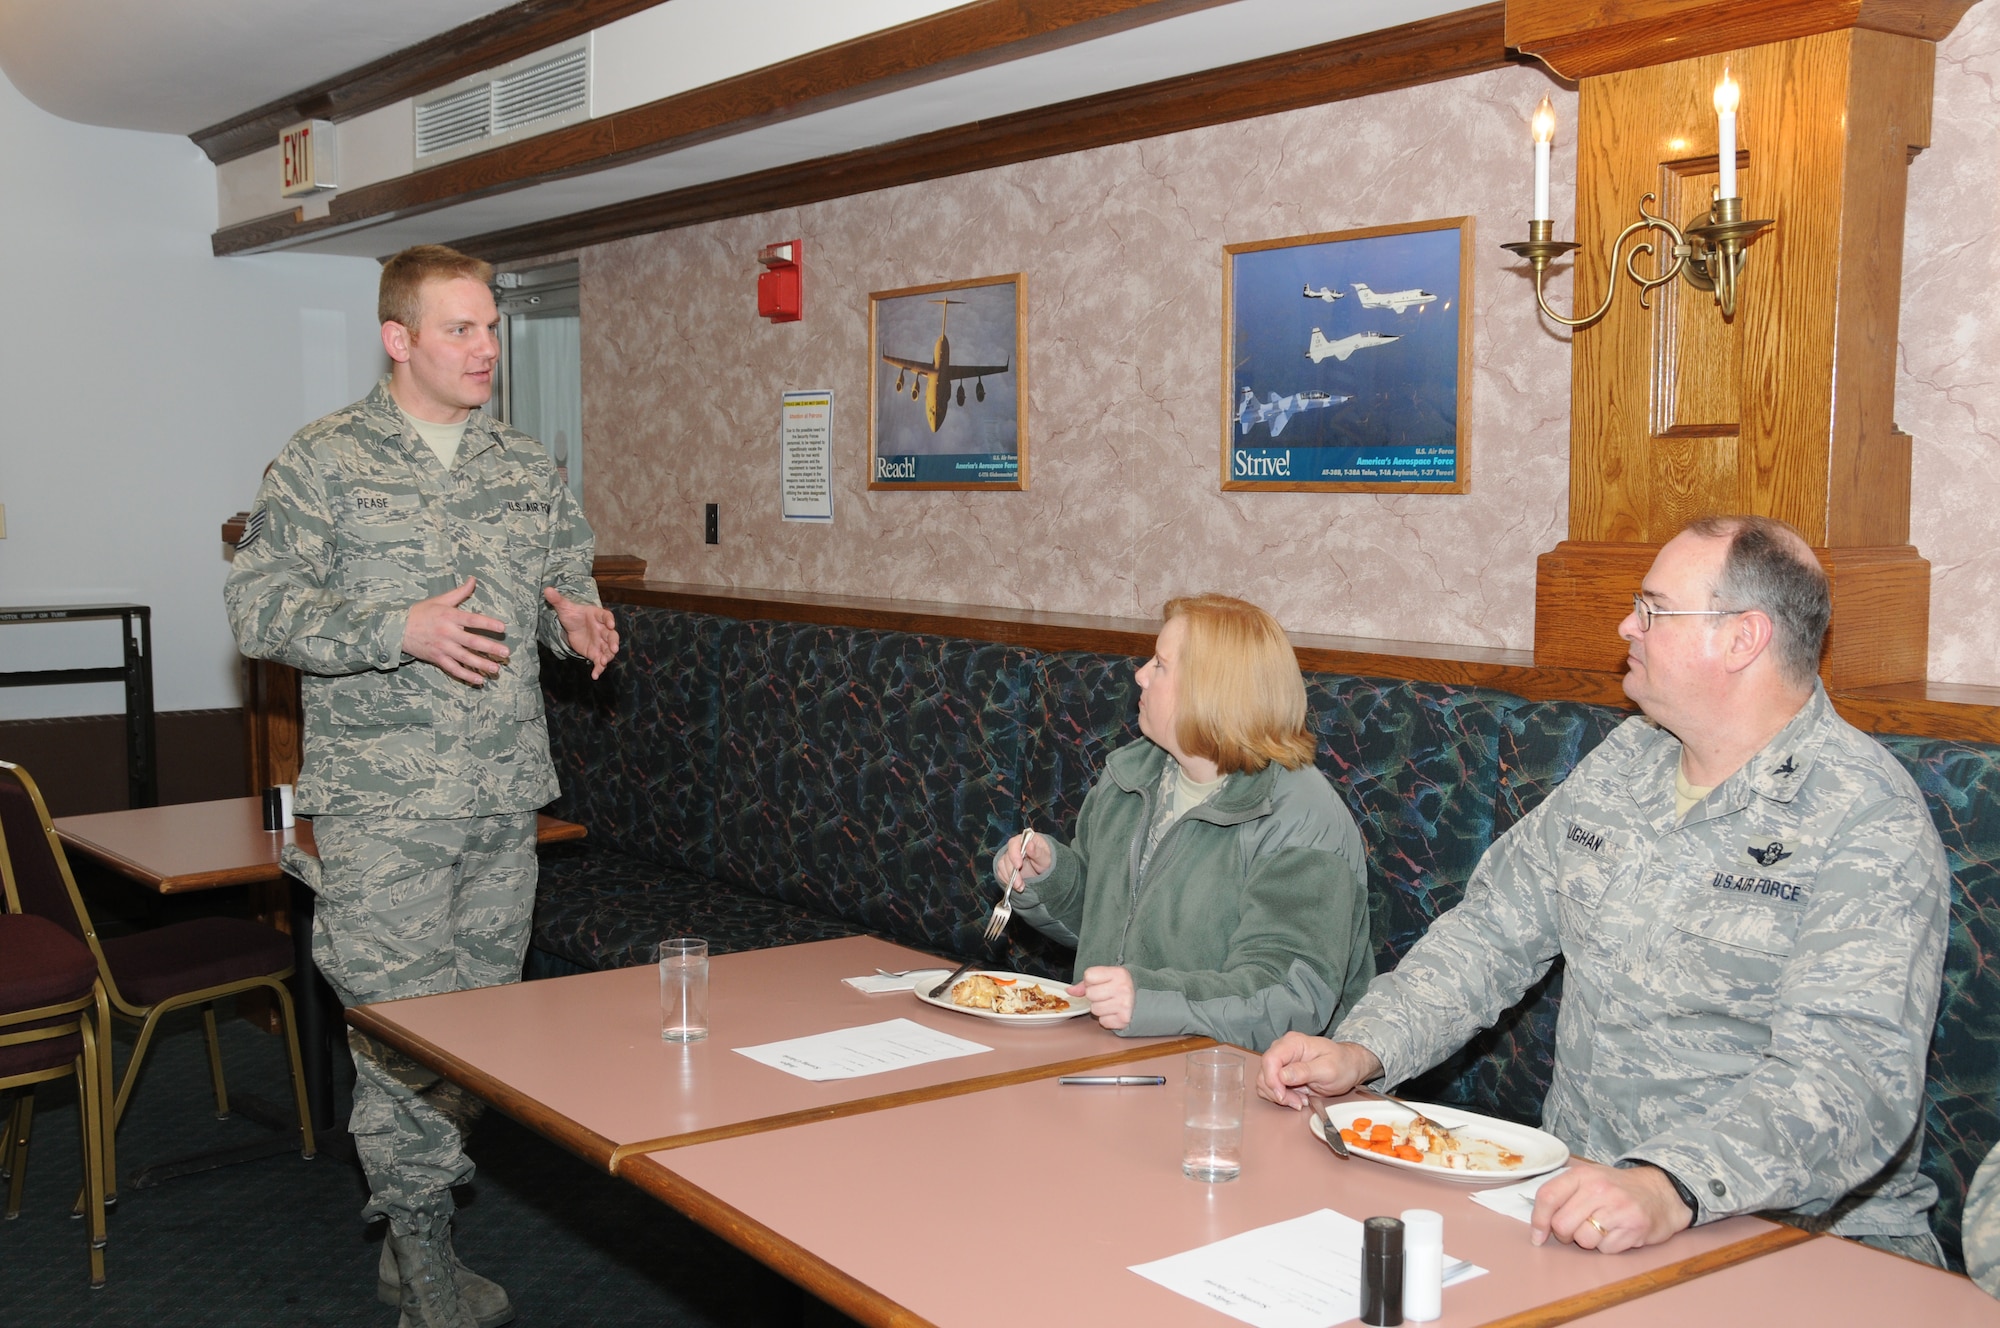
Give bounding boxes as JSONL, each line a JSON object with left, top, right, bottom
{"left": 1306, "top": 328, "right": 1400, "bottom": 363}
{"left": 1236, "top": 388, "right": 1349, "bottom": 437}
{"left": 880, "top": 298, "right": 1011, "bottom": 433}
{"left": 1351, "top": 282, "right": 1438, "bottom": 314}
{"left": 1302, "top": 283, "right": 1345, "bottom": 303}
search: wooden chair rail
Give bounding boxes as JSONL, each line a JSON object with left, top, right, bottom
{"left": 600, "top": 580, "right": 2000, "bottom": 743}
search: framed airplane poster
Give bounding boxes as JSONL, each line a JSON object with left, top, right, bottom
{"left": 1222, "top": 217, "right": 1470, "bottom": 493}
{"left": 868, "top": 273, "right": 1026, "bottom": 491}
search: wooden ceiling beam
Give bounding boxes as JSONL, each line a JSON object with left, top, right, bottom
{"left": 209, "top": 0, "right": 1236, "bottom": 255}
{"left": 191, "top": 0, "right": 664, "bottom": 165}
{"left": 214, "top": 4, "right": 1510, "bottom": 261}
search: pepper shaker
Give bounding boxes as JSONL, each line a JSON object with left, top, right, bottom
{"left": 1361, "top": 1215, "right": 1404, "bottom": 1326}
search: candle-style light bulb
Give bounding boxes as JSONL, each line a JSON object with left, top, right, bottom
{"left": 1531, "top": 95, "right": 1555, "bottom": 222}
{"left": 1714, "top": 65, "right": 1739, "bottom": 200}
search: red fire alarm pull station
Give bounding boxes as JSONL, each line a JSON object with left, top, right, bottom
{"left": 757, "top": 239, "right": 802, "bottom": 323}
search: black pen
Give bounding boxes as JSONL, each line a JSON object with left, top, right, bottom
{"left": 1058, "top": 1074, "right": 1167, "bottom": 1086}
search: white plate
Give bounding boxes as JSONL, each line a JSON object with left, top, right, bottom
{"left": 909, "top": 970, "right": 1092, "bottom": 1025}
{"left": 1309, "top": 1100, "right": 1568, "bottom": 1183}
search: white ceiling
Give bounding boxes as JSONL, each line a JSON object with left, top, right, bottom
{"left": 0, "top": 0, "right": 515, "bottom": 133}
{"left": 0, "top": 0, "right": 1478, "bottom": 256}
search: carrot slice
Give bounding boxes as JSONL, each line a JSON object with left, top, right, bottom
{"left": 1350, "top": 1117, "right": 1373, "bottom": 1133}
{"left": 1368, "top": 1124, "right": 1393, "bottom": 1143}
{"left": 1339, "top": 1128, "right": 1361, "bottom": 1146}
{"left": 1392, "top": 1144, "right": 1424, "bottom": 1162}
{"left": 990, "top": 976, "right": 1018, "bottom": 985}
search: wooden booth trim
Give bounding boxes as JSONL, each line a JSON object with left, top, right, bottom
{"left": 600, "top": 580, "right": 2000, "bottom": 743}
{"left": 210, "top": 3, "right": 1509, "bottom": 259}
{"left": 192, "top": 0, "right": 666, "bottom": 166}
{"left": 1505, "top": 0, "right": 1979, "bottom": 81}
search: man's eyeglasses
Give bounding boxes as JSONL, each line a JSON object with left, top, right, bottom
{"left": 1630, "top": 593, "right": 1746, "bottom": 632}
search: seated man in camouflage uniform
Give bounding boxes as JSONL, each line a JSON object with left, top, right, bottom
{"left": 1260, "top": 515, "right": 1950, "bottom": 1263}
{"left": 226, "top": 244, "right": 618, "bottom": 1328}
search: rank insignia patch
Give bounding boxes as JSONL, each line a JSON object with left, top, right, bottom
{"left": 235, "top": 508, "right": 266, "bottom": 550}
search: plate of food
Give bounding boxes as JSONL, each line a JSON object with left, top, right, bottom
{"left": 910, "top": 970, "right": 1092, "bottom": 1025}
{"left": 1308, "top": 1100, "right": 1568, "bottom": 1183}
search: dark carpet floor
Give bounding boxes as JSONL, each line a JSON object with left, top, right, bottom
{"left": 6, "top": 1004, "right": 856, "bottom": 1327}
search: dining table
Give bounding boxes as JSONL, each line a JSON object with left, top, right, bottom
{"left": 52, "top": 796, "right": 586, "bottom": 1146}
{"left": 621, "top": 1047, "right": 1811, "bottom": 1328}
{"left": 345, "top": 933, "right": 1211, "bottom": 1174}
{"left": 1557, "top": 1227, "right": 1997, "bottom": 1325}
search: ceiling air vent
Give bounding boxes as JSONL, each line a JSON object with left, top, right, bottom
{"left": 415, "top": 39, "right": 590, "bottom": 164}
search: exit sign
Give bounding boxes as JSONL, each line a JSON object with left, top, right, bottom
{"left": 280, "top": 120, "right": 337, "bottom": 197}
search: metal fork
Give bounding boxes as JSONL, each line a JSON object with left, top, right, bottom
{"left": 981, "top": 827, "right": 1033, "bottom": 943}
{"left": 1355, "top": 1082, "right": 1457, "bottom": 1133}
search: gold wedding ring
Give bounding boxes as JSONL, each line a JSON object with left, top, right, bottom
{"left": 1585, "top": 1216, "right": 1608, "bottom": 1235}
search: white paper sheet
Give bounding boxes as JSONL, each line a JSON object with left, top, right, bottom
{"left": 732, "top": 1018, "right": 989, "bottom": 1081}
{"left": 840, "top": 973, "right": 922, "bottom": 994}
{"left": 1468, "top": 1166, "right": 1569, "bottom": 1223}
{"left": 1129, "top": 1208, "right": 1486, "bottom": 1328}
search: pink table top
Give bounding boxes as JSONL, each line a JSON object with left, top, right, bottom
{"left": 1560, "top": 1232, "right": 1998, "bottom": 1325}
{"left": 54, "top": 796, "right": 584, "bottom": 893}
{"left": 348, "top": 935, "right": 1207, "bottom": 1172}
{"left": 625, "top": 1049, "right": 1802, "bottom": 1328}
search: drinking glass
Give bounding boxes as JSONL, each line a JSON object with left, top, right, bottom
{"left": 1182, "top": 1047, "right": 1245, "bottom": 1181}
{"left": 658, "top": 937, "right": 709, "bottom": 1042}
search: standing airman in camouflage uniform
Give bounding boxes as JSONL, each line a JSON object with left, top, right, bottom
{"left": 1962, "top": 1148, "right": 2000, "bottom": 1296}
{"left": 1260, "top": 516, "right": 1950, "bottom": 1264}
{"left": 225, "top": 245, "right": 617, "bottom": 1328}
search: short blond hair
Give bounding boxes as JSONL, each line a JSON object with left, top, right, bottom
{"left": 1163, "top": 594, "right": 1316, "bottom": 775}
{"left": 378, "top": 244, "right": 494, "bottom": 331}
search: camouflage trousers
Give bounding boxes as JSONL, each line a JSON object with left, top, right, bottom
{"left": 287, "top": 811, "right": 537, "bottom": 1234}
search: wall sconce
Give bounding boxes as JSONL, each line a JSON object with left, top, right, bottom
{"left": 1502, "top": 72, "right": 1773, "bottom": 328}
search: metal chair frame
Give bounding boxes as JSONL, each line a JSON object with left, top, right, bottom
{"left": 0, "top": 924, "right": 112, "bottom": 1286}
{"left": 0, "top": 762, "right": 316, "bottom": 1196}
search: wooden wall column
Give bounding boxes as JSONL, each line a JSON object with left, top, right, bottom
{"left": 1508, "top": 1, "right": 1975, "bottom": 688}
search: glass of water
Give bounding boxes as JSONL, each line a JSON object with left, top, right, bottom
{"left": 658, "top": 937, "right": 709, "bottom": 1042}
{"left": 1183, "top": 1047, "right": 1245, "bottom": 1182}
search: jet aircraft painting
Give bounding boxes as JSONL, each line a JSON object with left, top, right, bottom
{"left": 879, "top": 298, "right": 1011, "bottom": 433}
{"left": 1236, "top": 388, "right": 1350, "bottom": 437}
{"left": 1351, "top": 282, "right": 1438, "bottom": 314}
{"left": 1302, "top": 283, "right": 1344, "bottom": 303}
{"left": 1307, "top": 328, "right": 1401, "bottom": 363}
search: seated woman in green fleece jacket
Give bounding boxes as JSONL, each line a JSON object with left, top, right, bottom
{"left": 995, "top": 593, "right": 1372, "bottom": 1053}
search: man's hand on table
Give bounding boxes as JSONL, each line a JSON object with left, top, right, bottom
{"left": 1069, "top": 966, "right": 1135, "bottom": 1030}
{"left": 546, "top": 587, "right": 619, "bottom": 679}
{"left": 1257, "top": 1034, "right": 1383, "bottom": 1108}
{"left": 403, "top": 578, "right": 510, "bottom": 685}
{"left": 1530, "top": 1158, "right": 1693, "bottom": 1254}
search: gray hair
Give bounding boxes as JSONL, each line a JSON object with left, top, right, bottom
{"left": 1686, "top": 515, "right": 1829, "bottom": 688}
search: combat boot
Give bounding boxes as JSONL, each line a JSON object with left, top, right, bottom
{"left": 378, "top": 1226, "right": 515, "bottom": 1327}
{"left": 386, "top": 1220, "right": 514, "bottom": 1328}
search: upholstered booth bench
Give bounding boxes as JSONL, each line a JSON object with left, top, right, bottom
{"left": 533, "top": 600, "right": 2000, "bottom": 1271}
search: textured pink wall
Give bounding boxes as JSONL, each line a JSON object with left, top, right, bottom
{"left": 579, "top": 16, "right": 2000, "bottom": 683}
{"left": 580, "top": 64, "right": 1578, "bottom": 651}
{"left": 1902, "top": 2, "right": 2000, "bottom": 686}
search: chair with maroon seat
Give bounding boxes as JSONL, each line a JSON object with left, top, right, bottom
{"left": 0, "top": 762, "right": 314, "bottom": 1184}
{"left": 0, "top": 911, "right": 111, "bottom": 1286}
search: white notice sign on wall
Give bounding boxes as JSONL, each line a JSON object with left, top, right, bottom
{"left": 781, "top": 390, "right": 833, "bottom": 521}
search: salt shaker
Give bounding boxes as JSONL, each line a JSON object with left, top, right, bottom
{"left": 1361, "top": 1215, "right": 1405, "bottom": 1326}
{"left": 1400, "top": 1208, "right": 1443, "bottom": 1321}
